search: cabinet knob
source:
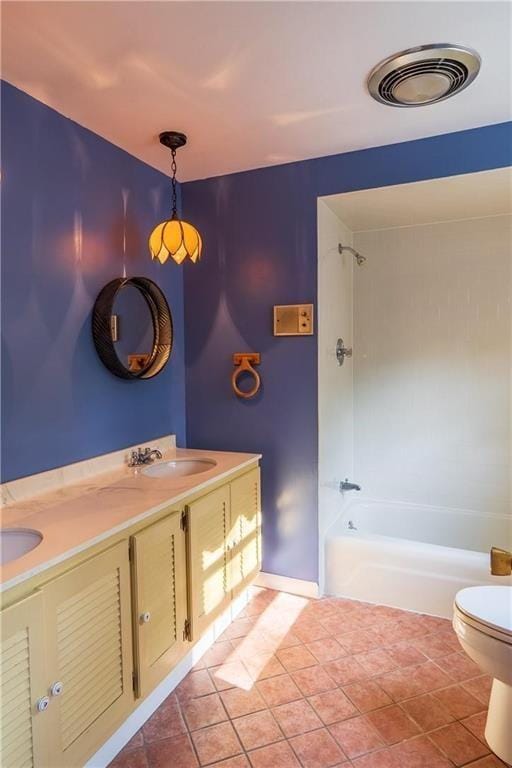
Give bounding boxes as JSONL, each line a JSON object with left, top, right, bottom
{"left": 50, "top": 681, "right": 64, "bottom": 697}
{"left": 36, "top": 696, "right": 50, "bottom": 713}
{"left": 140, "top": 611, "right": 151, "bottom": 624}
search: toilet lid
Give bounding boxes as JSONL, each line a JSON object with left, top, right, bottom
{"left": 455, "top": 586, "right": 512, "bottom": 636}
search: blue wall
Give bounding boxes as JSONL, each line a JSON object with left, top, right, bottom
{"left": 183, "top": 122, "right": 512, "bottom": 584}
{"left": 1, "top": 82, "right": 186, "bottom": 481}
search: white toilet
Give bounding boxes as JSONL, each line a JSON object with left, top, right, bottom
{"left": 453, "top": 586, "right": 512, "bottom": 764}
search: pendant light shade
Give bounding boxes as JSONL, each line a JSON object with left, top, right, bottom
{"left": 149, "top": 131, "right": 202, "bottom": 265}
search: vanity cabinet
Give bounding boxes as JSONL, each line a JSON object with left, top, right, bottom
{"left": 188, "top": 467, "right": 261, "bottom": 638}
{"left": 131, "top": 511, "right": 188, "bottom": 698}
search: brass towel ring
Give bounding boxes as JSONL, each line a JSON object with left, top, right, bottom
{"left": 232, "top": 353, "right": 261, "bottom": 399}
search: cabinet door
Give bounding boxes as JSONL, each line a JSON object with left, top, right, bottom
{"left": 43, "top": 541, "right": 133, "bottom": 768}
{"left": 229, "top": 468, "right": 262, "bottom": 594}
{"left": 131, "top": 512, "right": 188, "bottom": 698}
{"left": 188, "top": 485, "right": 231, "bottom": 638}
{"left": 0, "top": 591, "right": 49, "bottom": 768}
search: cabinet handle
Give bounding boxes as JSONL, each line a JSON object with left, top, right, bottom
{"left": 36, "top": 696, "right": 50, "bottom": 713}
{"left": 50, "top": 681, "right": 64, "bottom": 697}
{"left": 140, "top": 611, "right": 151, "bottom": 624}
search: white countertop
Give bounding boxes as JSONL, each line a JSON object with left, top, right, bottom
{"left": 1, "top": 447, "right": 260, "bottom": 593}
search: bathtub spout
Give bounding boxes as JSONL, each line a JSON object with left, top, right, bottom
{"left": 340, "top": 479, "right": 361, "bottom": 492}
{"left": 490, "top": 547, "right": 512, "bottom": 576}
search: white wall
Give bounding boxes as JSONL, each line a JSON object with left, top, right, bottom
{"left": 353, "top": 214, "right": 511, "bottom": 517}
{"left": 317, "top": 200, "right": 354, "bottom": 592}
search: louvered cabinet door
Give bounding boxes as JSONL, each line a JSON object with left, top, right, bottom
{"left": 188, "top": 485, "right": 231, "bottom": 638}
{"left": 229, "top": 468, "right": 262, "bottom": 595}
{"left": 42, "top": 541, "right": 133, "bottom": 767}
{"left": 0, "top": 591, "right": 49, "bottom": 768}
{"left": 131, "top": 511, "right": 188, "bottom": 698}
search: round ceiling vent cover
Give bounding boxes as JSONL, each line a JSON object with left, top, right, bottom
{"left": 367, "top": 44, "right": 481, "bottom": 107}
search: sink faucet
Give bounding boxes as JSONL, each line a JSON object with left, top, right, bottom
{"left": 128, "top": 447, "right": 163, "bottom": 467}
{"left": 340, "top": 479, "right": 361, "bottom": 492}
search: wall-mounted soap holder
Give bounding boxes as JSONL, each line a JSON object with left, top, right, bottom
{"left": 232, "top": 353, "right": 261, "bottom": 399}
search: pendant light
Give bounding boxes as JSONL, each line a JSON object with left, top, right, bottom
{"left": 149, "top": 131, "right": 202, "bottom": 265}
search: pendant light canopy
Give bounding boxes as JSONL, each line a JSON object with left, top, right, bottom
{"left": 149, "top": 131, "right": 202, "bottom": 265}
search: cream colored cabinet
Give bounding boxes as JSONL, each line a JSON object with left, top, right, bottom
{"left": 188, "top": 469, "right": 261, "bottom": 638}
{"left": 0, "top": 591, "right": 49, "bottom": 768}
{"left": 42, "top": 541, "right": 133, "bottom": 768}
{"left": 131, "top": 511, "right": 188, "bottom": 698}
{"left": 229, "top": 468, "right": 261, "bottom": 595}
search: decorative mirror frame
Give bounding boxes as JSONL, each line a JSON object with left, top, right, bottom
{"left": 92, "top": 277, "right": 173, "bottom": 380}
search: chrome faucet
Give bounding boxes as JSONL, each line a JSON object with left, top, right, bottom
{"left": 340, "top": 479, "right": 361, "bottom": 492}
{"left": 128, "top": 447, "right": 163, "bottom": 467}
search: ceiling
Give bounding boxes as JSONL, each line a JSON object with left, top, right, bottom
{"left": 2, "top": 1, "right": 511, "bottom": 182}
{"left": 322, "top": 167, "right": 512, "bottom": 231}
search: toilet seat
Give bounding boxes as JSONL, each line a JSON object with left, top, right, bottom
{"left": 455, "top": 586, "right": 512, "bottom": 642}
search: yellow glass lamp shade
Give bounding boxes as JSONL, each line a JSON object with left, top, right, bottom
{"left": 149, "top": 218, "right": 202, "bottom": 265}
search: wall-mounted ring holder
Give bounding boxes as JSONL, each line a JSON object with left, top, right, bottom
{"left": 232, "top": 353, "right": 261, "bottom": 399}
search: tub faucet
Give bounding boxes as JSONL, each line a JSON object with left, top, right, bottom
{"left": 128, "top": 447, "right": 163, "bottom": 467}
{"left": 490, "top": 547, "right": 512, "bottom": 576}
{"left": 340, "top": 479, "right": 361, "bottom": 492}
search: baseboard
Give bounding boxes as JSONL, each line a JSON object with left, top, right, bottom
{"left": 85, "top": 589, "right": 250, "bottom": 768}
{"left": 255, "top": 571, "right": 319, "bottom": 599}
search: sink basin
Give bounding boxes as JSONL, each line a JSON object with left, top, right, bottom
{"left": 142, "top": 458, "right": 217, "bottom": 479}
{"left": 0, "top": 528, "right": 43, "bottom": 565}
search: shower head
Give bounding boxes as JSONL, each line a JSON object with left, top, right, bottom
{"left": 338, "top": 243, "right": 366, "bottom": 266}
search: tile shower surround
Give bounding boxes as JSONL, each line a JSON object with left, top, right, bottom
{"left": 109, "top": 588, "right": 506, "bottom": 768}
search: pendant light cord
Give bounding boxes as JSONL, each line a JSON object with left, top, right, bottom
{"left": 171, "top": 148, "right": 178, "bottom": 219}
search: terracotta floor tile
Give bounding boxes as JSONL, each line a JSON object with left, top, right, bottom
{"left": 142, "top": 694, "right": 186, "bottom": 743}
{"left": 337, "top": 630, "right": 381, "bottom": 654}
{"left": 210, "top": 757, "right": 251, "bottom": 768}
{"left": 412, "top": 633, "right": 456, "bottom": 659}
{"left": 277, "top": 644, "right": 318, "bottom": 671}
{"left": 243, "top": 652, "right": 285, "bottom": 681}
{"left": 122, "top": 731, "right": 144, "bottom": 751}
{"left": 110, "top": 748, "right": 149, "bottom": 768}
{"left": 366, "top": 704, "right": 421, "bottom": 745}
{"left": 307, "top": 637, "right": 347, "bottom": 664}
{"left": 276, "top": 631, "right": 303, "bottom": 649}
{"left": 308, "top": 689, "right": 358, "bottom": 724}
{"left": 370, "top": 668, "right": 421, "bottom": 701}
{"left": 400, "top": 693, "right": 455, "bottom": 731}
{"left": 145, "top": 734, "right": 198, "bottom": 768}
{"left": 181, "top": 692, "right": 227, "bottom": 731}
{"left": 233, "top": 632, "right": 277, "bottom": 659}
{"left": 386, "top": 642, "right": 428, "bottom": 668}
{"left": 435, "top": 651, "right": 482, "bottom": 682}
{"left": 389, "top": 734, "right": 453, "bottom": 767}
{"left": 355, "top": 650, "right": 396, "bottom": 677}
{"left": 323, "top": 657, "right": 368, "bottom": 686}
{"left": 462, "top": 756, "right": 509, "bottom": 767}
{"left": 429, "top": 721, "right": 490, "bottom": 766}
{"left": 289, "top": 727, "right": 346, "bottom": 768}
{"left": 351, "top": 748, "right": 399, "bottom": 767}
{"left": 321, "top": 615, "right": 355, "bottom": 636}
{"left": 433, "top": 684, "right": 485, "bottom": 719}
{"left": 176, "top": 670, "right": 216, "bottom": 702}
{"left": 409, "top": 660, "right": 453, "bottom": 694}
{"left": 191, "top": 721, "right": 242, "bottom": 766}
{"left": 201, "top": 641, "right": 235, "bottom": 668}
{"left": 256, "top": 673, "right": 303, "bottom": 707}
{"left": 462, "top": 675, "right": 493, "bottom": 705}
{"left": 248, "top": 740, "right": 301, "bottom": 768}
{"left": 220, "top": 687, "right": 267, "bottom": 718}
{"left": 294, "top": 620, "right": 332, "bottom": 643}
{"left": 292, "top": 665, "right": 337, "bottom": 696}
{"left": 209, "top": 660, "right": 254, "bottom": 691}
{"left": 221, "top": 618, "right": 256, "bottom": 640}
{"left": 272, "top": 698, "right": 323, "bottom": 737}
{"left": 329, "top": 715, "right": 385, "bottom": 758}
{"left": 342, "top": 681, "right": 392, "bottom": 713}
{"left": 461, "top": 711, "right": 488, "bottom": 743}
{"left": 232, "top": 709, "right": 283, "bottom": 751}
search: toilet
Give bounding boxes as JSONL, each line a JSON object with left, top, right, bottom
{"left": 453, "top": 586, "right": 512, "bottom": 764}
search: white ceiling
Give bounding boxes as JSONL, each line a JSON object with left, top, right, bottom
{"left": 2, "top": 1, "right": 511, "bottom": 182}
{"left": 322, "top": 167, "right": 512, "bottom": 231}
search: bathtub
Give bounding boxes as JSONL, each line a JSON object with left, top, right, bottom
{"left": 325, "top": 497, "right": 512, "bottom": 618}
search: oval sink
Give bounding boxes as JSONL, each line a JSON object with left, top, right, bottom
{"left": 142, "top": 459, "right": 217, "bottom": 479}
{"left": 0, "top": 528, "right": 43, "bottom": 565}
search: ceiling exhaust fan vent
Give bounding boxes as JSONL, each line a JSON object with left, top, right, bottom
{"left": 367, "top": 44, "right": 481, "bottom": 107}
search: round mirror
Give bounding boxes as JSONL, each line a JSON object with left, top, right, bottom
{"left": 92, "top": 277, "right": 173, "bottom": 379}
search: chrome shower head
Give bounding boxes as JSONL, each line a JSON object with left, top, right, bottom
{"left": 338, "top": 243, "right": 366, "bottom": 266}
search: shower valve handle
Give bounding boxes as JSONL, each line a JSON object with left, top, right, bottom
{"left": 336, "top": 338, "right": 352, "bottom": 366}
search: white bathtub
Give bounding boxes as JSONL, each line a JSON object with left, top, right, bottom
{"left": 325, "top": 498, "right": 512, "bottom": 618}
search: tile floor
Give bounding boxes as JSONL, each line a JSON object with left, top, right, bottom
{"left": 109, "top": 587, "right": 509, "bottom": 768}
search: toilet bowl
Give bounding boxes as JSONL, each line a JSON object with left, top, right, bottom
{"left": 453, "top": 586, "right": 512, "bottom": 764}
